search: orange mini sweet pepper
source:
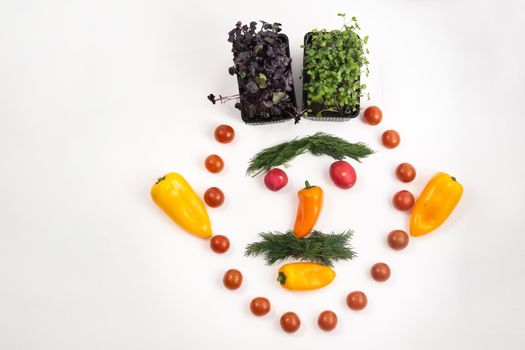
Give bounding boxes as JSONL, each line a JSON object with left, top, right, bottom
{"left": 410, "top": 172, "right": 463, "bottom": 237}
{"left": 293, "top": 181, "right": 323, "bottom": 238}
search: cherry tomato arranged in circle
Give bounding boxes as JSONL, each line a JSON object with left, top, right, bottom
{"left": 204, "top": 154, "right": 224, "bottom": 174}
{"left": 371, "top": 262, "right": 391, "bottom": 282}
{"left": 363, "top": 106, "right": 383, "bottom": 125}
{"left": 392, "top": 190, "right": 415, "bottom": 211}
{"left": 346, "top": 291, "right": 368, "bottom": 311}
{"left": 250, "top": 297, "right": 271, "bottom": 316}
{"left": 382, "top": 129, "right": 400, "bottom": 148}
{"left": 318, "top": 310, "right": 338, "bottom": 331}
{"left": 387, "top": 230, "right": 409, "bottom": 250}
{"left": 214, "top": 124, "right": 235, "bottom": 143}
{"left": 204, "top": 187, "right": 225, "bottom": 208}
{"left": 395, "top": 163, "right": 416, "bottom": 182}
{"left": 280, "top": 312, "right": 300, "bottom": 333}
{"left": 210, "top": 235, "right": 230, "bottom": 254}
{"left": 223, "top": 269, "right": 242, "bottom": 290}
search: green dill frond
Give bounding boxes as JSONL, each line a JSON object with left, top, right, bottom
{"left": 245, "top": 230, "right": 357, "bottom": 267}
{"left": 246, "top": 132, "right": 374, "bottom": 176}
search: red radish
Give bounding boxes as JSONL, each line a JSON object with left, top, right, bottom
{"left": 264, "top": 168, "right": 288, "bottom": 191}
{"left": 330, "top": 161, "right": 357, "bottom": 189}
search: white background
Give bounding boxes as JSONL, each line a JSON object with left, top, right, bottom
{"left": 1, "top": 0, "right": 525, "bottom": 349}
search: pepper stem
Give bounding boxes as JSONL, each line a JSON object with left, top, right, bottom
{"left": 451, "top": 176, "right": 457, "bottom": 182}
{"left": 156, "top": 176, "right": 166, "bottom": 184}
{"left": 277, "top": 272, "right": 287, "bottom": 285}
{"left": 304, "top": 180, "right": 313, "bottom": 189}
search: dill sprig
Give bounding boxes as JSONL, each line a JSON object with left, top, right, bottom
{"left": 246, "top": 132, "right": 375, "bottom": 176}
{"left": 245, "top": 230, "right": 357, "bottom": 267}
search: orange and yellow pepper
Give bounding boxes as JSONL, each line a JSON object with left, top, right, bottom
{"left": 293, "top": 181, "right": 323, "bottom": 238}
{"left": 410, "top": 172, "right": 463, "bottom": 237}
{"left": 151, "top": 172, "right": 212, "bottom": 239}
{"left": 277, "top": 262, "right": 335, "bottom": 291}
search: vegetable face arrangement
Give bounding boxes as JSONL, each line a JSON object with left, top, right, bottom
{"left": 151, "top": 15, "right": 464, "bottom": 335}
{"left": 244, "top": 135, "right": 369, "bottom": 294}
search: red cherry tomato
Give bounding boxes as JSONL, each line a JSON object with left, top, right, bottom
{"left": 223, "top": 269, "right": 243, "bottom": 290}
{"left": 346, "top": 291, "right": 368, "bottom": 311}
{"left": 204, "top": 187, "right": 225, "bottom": 208}
{"left": 387, "top": 230, "right": 409, "bottom": 250}
{"left": 395, "top": 163, "right": 416, "bottom": 182}
{"left": 204, "top": 154, "right": 224, "bottom": 174}
{"left": 250, "top": 297, "right": 271, "bottom": 316}
{"left": 210, "top": 235, "right": 230, "bottom": 253}
{"left": 382, "top": 129, "right": 400, "bottom": 148}
{"left": 363, "top": 106, "right": 383, "bottom": 125}
{"left": 371, "top": 262, "right": 391, "bottom": 282}
{"left": 214, "top": 125, "right": 235, "bottom": 143}
{"left": 318, "top": 310, "right": 338, "bottom": 331}
{"left": 329, "top": 160, "right": 357, "bottom": 189}
{"left": 280, "top": 312, "right": 300, "bottom": 333}
{"left": 392, "top": 190, "right": 414, "bottom": 211}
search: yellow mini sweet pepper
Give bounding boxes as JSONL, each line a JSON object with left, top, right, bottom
{"left": 277, "top": 262, "right": 335, "bottom": 291}
{"left": 151, "top": 172, "right": 212, "bottom": 239}
{"left": 410, "top": 172, "right": 463, "bottom": 237}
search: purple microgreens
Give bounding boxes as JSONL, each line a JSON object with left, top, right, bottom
{"left": 209, "top": 21, "right": 302, "bottom": 123}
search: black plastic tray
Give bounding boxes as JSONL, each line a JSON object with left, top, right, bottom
{"left": 235, "top": 34, "right": 296, "bottom": 125}
{"left": 302, "top": 32, "right": 360, "bottom": 122}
